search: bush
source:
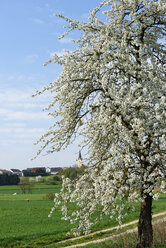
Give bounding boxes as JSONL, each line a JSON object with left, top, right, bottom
{"left": 19, "top": 177, "right": 33, "bottom": 194}
{"left": 45, "top": 177, "right": 56, "bottom": 185}
{"left": 59, "top": 166, "right": 86, "bottom": 181}
{"left": 45, "top": 175, "right": 61, "bottom": 185}
{"left": 29, "top": 177, "right": 35, "bottom": 182}
{"left": 43, "top": 192, "right": 55, "bottom": 201}
{"left": 53, "top": 175, "right": 61, "bottom": 181}
{"left": 36, "top": 176, "right": 44, "bottom": 182}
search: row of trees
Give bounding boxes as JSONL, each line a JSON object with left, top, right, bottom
{"left": 22, "top": 169, "right": 48, "bottom": 177}
{"left": 0, "top": 174, "right": 20, "bottom": 185}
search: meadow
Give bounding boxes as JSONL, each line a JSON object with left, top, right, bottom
{"left": 0, "top": 181, "right": 166, "bottom": 248}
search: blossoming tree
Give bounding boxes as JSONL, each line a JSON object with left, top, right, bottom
{"left": 35, "top": 0, "right": 166, "bottom": 247}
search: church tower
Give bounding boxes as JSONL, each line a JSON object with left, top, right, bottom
{"left": 78, "top": 151, "right": 82, "bottom": 168}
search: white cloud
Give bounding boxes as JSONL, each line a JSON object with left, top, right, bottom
{"left": 58, "top": 37, "right": 73, "bottom": 44}
{"left": 6, "top": 123, "right": 27, "bottom": 128}
{"left": 0, "top": 88, "right": 50, "bottom": 106}
{"left": 33, "top": 18, "right": 45, "bottom": 24}
{"left": 0, "top": 108, "right": 50, "bottom": 121}
{"left": 81, "top": 12, "right": 90, "bottom": 20}
{"left": 0, "top": 87, "right": 55, "bottom": 167}
{"left": 0, "top": 127, "right": 46, "bottom": 148}
{"left": 0, "top": 138, "right": 33, "bottom": 146}
{"left": 0, "top": 73, "right": 39, "bottom": 87}
{"left": 8, "top": 76, "right": 15, "bottom": 81}
{"left": 0, "top": 88, "right": 53, "bottom": 122}
{"left": 6, "top": 74, "right": 25, "bottom": 82}
{"left": 17, "top": 74, "right": 24, "bottom": 81}
{"left": 4, "top": 102, "right": 46, "bottom": 109}
{"left": 55, "top": 50, "right": 66, "bottom": 57}
{"left": 48, "top": 49, "right": 70, "bottom": 58}
{"left": 26, "top": 54, "right": 39, "bottom": 63}
{"left": 0, "top": 88, "right": 30, "bottom": 103}
{"left": 0, "top": 127, "right": 45, "bottom": 136}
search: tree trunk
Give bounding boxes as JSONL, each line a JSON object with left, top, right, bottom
{"left": 137, "top": 193, "right": 153, "bottom": 248}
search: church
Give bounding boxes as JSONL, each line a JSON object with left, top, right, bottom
{"left": 78, "top": 151, "right": 82, "bottom": 168}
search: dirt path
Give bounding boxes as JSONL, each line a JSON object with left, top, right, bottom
{"left": 57, "top": 211, "right": 166, "bottom": 248}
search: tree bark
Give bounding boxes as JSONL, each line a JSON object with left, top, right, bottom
{"left": 137, "top": 193, "right": 153, "bottom": 248}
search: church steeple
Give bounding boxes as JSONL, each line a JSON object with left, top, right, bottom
{"left": 78, "top": 151, "right": 82, "bottom": 168}
{"left": 78, "top": 151, "right": 82, "bottom": 160}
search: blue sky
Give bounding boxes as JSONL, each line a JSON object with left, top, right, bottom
{"left": 0, "top": 0, "right": 100, "bottom": 170}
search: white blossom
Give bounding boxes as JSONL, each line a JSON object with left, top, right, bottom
{"left": 35, "top": 0, "right": 166, "bottom": 237}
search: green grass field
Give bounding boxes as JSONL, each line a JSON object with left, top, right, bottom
{"left": 0, "top": 182, "right": 166, "bottom": 248}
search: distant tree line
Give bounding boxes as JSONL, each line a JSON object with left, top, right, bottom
{"left": 0, "top": 174, "right": 20, "bottom": 185}
{"left": 22, "top": 169, "right": 48, "bottom": 177}
{"left": 59, "top": 166, "right": 86, "bottom": 181}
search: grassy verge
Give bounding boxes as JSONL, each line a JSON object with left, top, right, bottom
{"left": 81, "top": 220, "right": 166, "bottom": 248}
{"left": 44, "top": 214, "right": 166, "bottom": 248}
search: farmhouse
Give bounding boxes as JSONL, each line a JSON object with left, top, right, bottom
{"left": 10, "top": 169, "right": 22, "bottom": 176}
{"left": 48, "top": 167, "right": 63, "bottom": 175}
{"left": 0, "top": 169, "right": 13, "bottom": 175}
{"left": 27, "top": 167, "right": 46, "bottom": 173}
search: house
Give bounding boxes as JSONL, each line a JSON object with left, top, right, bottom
{"left": 46, "top": 167, "right": 51, "bottom": 173}
{"left": 10, "top": 169, "right": 22, "bottom": 176}
{"left": 27, "top": 167, "right": 46, "bottom": 173}
{"left": 22, "top": 167, "right": 47, "bottom": 176}
{"left": 32, "top": 167, "right": 46, "bottom": 173}
{"left": 0, "top": 169, "right": 13, "bottom": 175}
{"left": 49, "top": 167, "right": 63, "bottom": 175}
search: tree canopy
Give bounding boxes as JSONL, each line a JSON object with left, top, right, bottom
{"left": 35, "top": 0, "right": 166, "bottom": 247}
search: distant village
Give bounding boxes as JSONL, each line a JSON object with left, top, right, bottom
{"left": 0, "top": 151, "right": 83, "bottom": 177}
{"left": 0, "top": 167, "right": 62, "bottom": 177}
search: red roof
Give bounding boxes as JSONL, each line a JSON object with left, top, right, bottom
{"left": 10, "top": 169, "right": 21, "bottom": 172}
{"left": 31, "top": 167, "right": 46, "bottom": 172}
{"left": 0, "top": 170, "right": 13, "bottom": 174}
